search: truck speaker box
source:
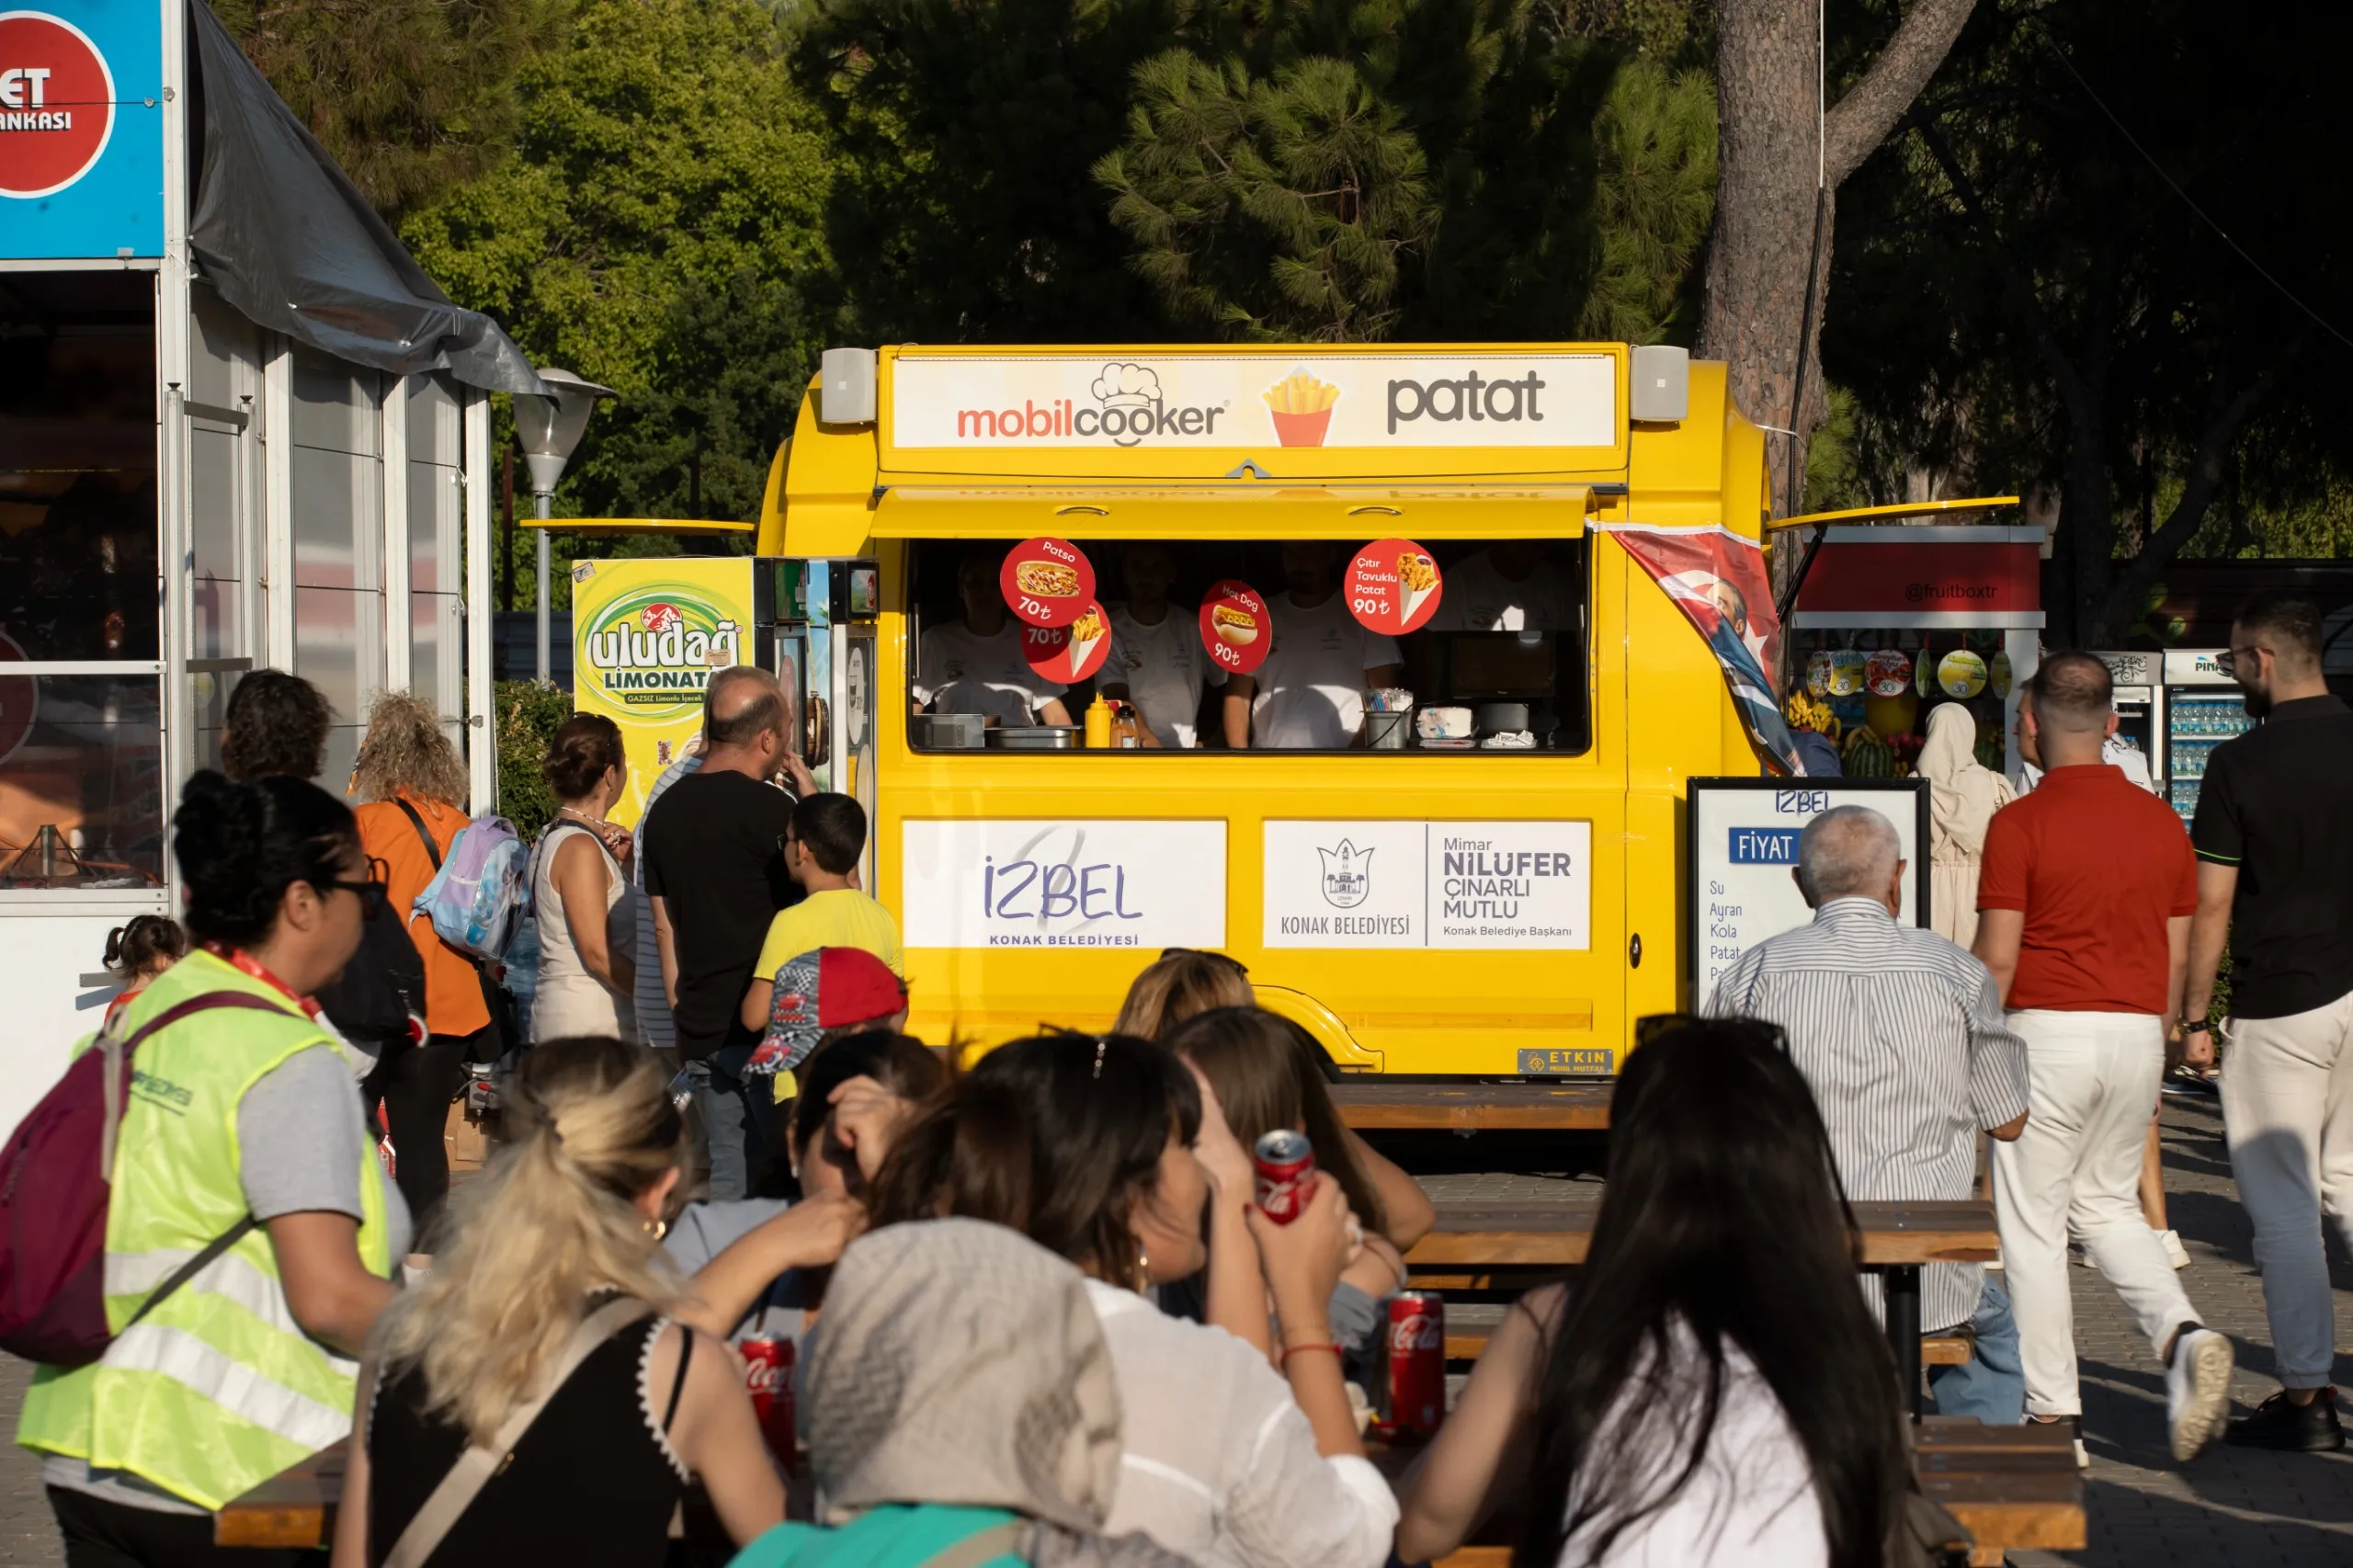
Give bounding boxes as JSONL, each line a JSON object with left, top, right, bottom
{"left": 1630, "top": 345, "right": 1688, "bottom": 423}
{"left": 820, "top": 347, "right": 878, "bottom": 425}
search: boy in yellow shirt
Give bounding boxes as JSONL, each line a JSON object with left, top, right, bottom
{"left": 737, "top": 793, "right": 904, "bottom": 1035}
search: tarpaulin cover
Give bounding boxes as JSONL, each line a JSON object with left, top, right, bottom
{"left": 186, "top": 1, "right": 544, "bottom": 395}
{"left": 1595, "top": 522, "right": 1805, "bottom": 777}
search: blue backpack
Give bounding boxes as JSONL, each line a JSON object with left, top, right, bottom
{"left": 394, "top": 799, "right": 529, "bottom": 961}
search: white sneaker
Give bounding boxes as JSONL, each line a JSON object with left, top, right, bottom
{"left": 2159, "top": 1229, "right": 2190, "bottom": 1269}
{"left": 2166, "top": 1327, "right": 2234, "bottom": 1460}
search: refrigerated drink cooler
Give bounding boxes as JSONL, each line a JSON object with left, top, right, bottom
{"left": 2091, "top": 651, "right": 2165, "bottom": 795}
{"left": 2162, "top": 647, "right": 2250, "bottom": 826}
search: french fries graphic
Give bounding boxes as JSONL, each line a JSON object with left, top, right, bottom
{"left": 1397, "top": 550, "right": 1439, "bottom": 622}
{"left": 1265, "top": 368, "right": 1340, "bottom": 446}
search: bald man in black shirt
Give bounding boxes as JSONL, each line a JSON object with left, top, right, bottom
{"left": 644, "top": 665, "right": 813, "bottom": 1199}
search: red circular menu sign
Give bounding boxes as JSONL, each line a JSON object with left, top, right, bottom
{"left": 1022, "top": 601, "right": 1112, "bottom": 685}
{"left": 0, "top": 14, "right": 117, "bottom": 199}
{"left": 1198, "top": 580, "right": 1271, "bottom": 676}
{"left": 1345, "top": 538, "right": 1443, "bottom": 635}
{"left": 1000, "top": 536, "right": 1097, "bottom": 629}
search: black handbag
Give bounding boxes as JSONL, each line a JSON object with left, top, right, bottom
{"left": 314, "top": 901, "right": 428, "bottom": 1052}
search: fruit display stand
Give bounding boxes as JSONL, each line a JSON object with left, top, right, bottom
{"left": 1772, "top": 503, "right": 2043, "bottom": 783}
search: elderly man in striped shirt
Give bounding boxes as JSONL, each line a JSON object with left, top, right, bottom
{"left": 1708, "top": 804, "right": 2031, "bottom": 1423}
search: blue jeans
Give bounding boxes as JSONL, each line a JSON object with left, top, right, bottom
{"left": 687, "top": 1040, "right": 769, "bottom": 1201}
{"left": 1927, "top": 1272, "right": 2026, "bottom": 1424}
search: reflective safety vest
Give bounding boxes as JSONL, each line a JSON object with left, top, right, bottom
{"left": 16, "top": 949, "right": 393, "bottom": 1511}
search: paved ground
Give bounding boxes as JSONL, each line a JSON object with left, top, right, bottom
{"left": 0, "top": 1096, "right": 2342, "bottom": 1563}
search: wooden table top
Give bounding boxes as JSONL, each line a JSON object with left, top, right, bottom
{"left": 1332, "top": 1082, "right": 1613, "bottom": 1131}
{"left": 1404, "top": 1194, "right": 1999, "bottom": 1268}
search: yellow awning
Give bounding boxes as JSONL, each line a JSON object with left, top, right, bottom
{"left": 868, "top": 484, "right": 1593, "bottom": 540}
{"left": 520, "top": 517, "right": 756, "bottom": 537}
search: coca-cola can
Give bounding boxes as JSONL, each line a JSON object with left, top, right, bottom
{"left": 1372, "top": 1291, "right": 1446, "bottom": 1439}
{"left": 740, "top": 1336, "right": 798, "bottom": 1471}
{"left": 1252, "top": 1129, "right": 1316, "bottom": 1223}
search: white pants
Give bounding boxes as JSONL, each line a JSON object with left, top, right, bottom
{"left": 2219, "top": 988, "right": 2353, "bottom": 1387}
{"left": 1993, "top": 1010, "right": 2202, "bottom": 1417}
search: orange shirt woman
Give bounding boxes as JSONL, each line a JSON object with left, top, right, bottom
{"left": 350, "top": 692, "right": 490, "bottom": 1226}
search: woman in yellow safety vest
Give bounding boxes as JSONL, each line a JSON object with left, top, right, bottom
{"left": 17, "top": 770, "right": 407, "bottom": 1566}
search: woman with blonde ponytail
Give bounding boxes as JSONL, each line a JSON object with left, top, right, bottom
{"left": 333, "top": 1036, "right": 784, "bottom": 1566}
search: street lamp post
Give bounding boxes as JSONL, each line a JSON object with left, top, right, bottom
{"left": 511, "top": 368, "right": 616, "bottom": 682}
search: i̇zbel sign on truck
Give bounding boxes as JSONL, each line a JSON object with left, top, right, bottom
{"left": 891, "top": 352, "right": 1617, "bottom": 450}
{"left": 0, "top": 6, "right": 164, "bottom": 260}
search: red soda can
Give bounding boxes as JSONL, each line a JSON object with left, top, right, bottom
{"left": 1252, "top": 1129, "right": 1316, "bottom": 1223}
{"left": 740, "top": 1336, "right": 798, "bottom": 1472}
{"left": 1373, "top": 1291, "right": 1447, "bottom": 1439}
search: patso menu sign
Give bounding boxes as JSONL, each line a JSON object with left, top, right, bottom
{"left": 892, "top": 354, "right": 1616, "bottom": 450}
{"left": 1263, "top": 821, "right": 1592, "bottom": 949}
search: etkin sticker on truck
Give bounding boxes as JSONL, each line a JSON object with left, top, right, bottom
{"left": 892, "top": 354, "right": 1616, "bottom": 450}
{"left": 1263, "top": 821, "right": 1592, "bottom": 949}
{"left": 902, "top": 820, "right": 1227, "bottom": 949}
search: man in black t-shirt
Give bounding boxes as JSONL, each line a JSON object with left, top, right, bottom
{"left": 2183, "top": 595, "right": 2353, "bottom": 1453}
{"left": 644, "top": 665, "right": 813, "bottom": 1199}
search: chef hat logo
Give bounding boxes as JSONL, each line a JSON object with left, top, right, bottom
{"left": 1092, "top": 362, "right": 1161, "bottom": 406}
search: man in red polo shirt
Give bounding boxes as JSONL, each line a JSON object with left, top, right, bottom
{"left": 1974, "top": 650, "right": 2234, "bottom": 1465}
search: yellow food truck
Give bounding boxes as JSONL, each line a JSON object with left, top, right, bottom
{"left": 752, "top": 342, "right": 1776, "bottom": 1076}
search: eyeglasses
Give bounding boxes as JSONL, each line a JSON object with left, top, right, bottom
{"left": 321, "top": 857, "right": 392, "bottom": 918}
{"left": 1162, "top": 947, "right": 1249, "bottom": 977}
{"left": 2215, "top": 646, "right": 2264, "bottom": 677}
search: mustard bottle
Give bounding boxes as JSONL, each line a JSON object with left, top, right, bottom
{"left": 1084, "top": 693, "right": 1114, "bottom": 749}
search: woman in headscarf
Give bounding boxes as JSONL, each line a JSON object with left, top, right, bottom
{"left": 730, "top": 1218, "right": 1191, "bottom": 1567}
{"left": 1918, "top": 702, "right": 2015, "bottom": 948}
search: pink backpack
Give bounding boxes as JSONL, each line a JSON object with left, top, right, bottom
{"left": 0, "top": 992, "right": 283, "bottom": 1365}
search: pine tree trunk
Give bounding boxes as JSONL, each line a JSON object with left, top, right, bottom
{"left": 1698, "top": 0, "right": 1981, "bottom": 587}
{"left": 1697, "top": 0, "right": 1830, "bottom": 530}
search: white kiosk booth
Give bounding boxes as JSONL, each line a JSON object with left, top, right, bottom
{"left": 0, "top": 1, "right": 536, "bottom": 1139}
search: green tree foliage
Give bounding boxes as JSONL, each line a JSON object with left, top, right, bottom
{"left": 494, "top": 678, "right": 573, "bottom": 835}
{"left": 1097, "top": 53, "right": 1436, "bottom": 340}
{"left": 801, "top": 0, "right": 1714, "bottom": 344}
{"left": 1097, "top": 3, "right": 1714, "bottom": 343}
{"left": 208, "top": 0, "right": 566, "bottom": 220}
{"left": 1824, "top": 2, "right": 2353, "bottom": 637}
{"left": 791, "top": 0, "right": 1181, "bottom": 343}
{"left": 404, "top": 0, "right": 830, "bottom": 556}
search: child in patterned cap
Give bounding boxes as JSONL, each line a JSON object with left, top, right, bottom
{"left": 748, "top": 946, "right": 910, "bottom": 1077}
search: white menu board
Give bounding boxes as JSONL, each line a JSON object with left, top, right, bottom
{"left": 1263, "top": 820, "right": 1592, "bottom": 949}
{"left": 902, "top": 820, "right": 1227, "bottom": 949}
{"left": 1687, "top": 779, "right": 1929, "bottom": 998}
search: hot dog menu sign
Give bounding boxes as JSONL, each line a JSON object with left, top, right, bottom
{"left": 892, "top": 353, "right": 1616, "bottom": 450}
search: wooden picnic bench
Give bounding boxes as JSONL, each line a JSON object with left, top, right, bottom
{"left": 1406, "top": 1193, "right": 1999, "bottom": 1420}
{"left": 1332, "top": 1081, "right": 1612, "bottom": 1132}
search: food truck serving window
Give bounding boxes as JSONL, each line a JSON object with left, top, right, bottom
{"left": 905, "top": 538, "right": 1590, "bottom": 755}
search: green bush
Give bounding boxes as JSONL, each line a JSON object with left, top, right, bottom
{"left": 494, "top": 679, "right": 572, "bottom": 839}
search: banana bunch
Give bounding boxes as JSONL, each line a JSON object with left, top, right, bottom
{"left": 1783, "top": 692, "right": 1843, "bottom": 740}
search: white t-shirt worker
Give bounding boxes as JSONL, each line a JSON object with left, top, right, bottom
{"left": 1441, "top": 545, "right": 1575, "bottom": 633}
{"left": 913, "top": 620, "right": 1067, "bottom": 727}
{"left": 1105, "top": 604, "right": 1223, "bottom": 747}
{"left": 1236, "top": 592, "right": 1403, "bottom": 749}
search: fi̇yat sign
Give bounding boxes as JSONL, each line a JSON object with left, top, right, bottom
{"left": 0, "top": 11, "right": 113, "bottom": 197}
{"left": 902, "top": 820, "right": 1227, "bottom": 949}
{"left": 892, "top": 354, "right": 1616, "bottom": 450}
{"left": 1263, "top": 821, "right": 1591, "bottom": 949}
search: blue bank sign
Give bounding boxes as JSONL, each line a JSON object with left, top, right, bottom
{"left": 0, "top": 2, "right": 164, "bottom": 259}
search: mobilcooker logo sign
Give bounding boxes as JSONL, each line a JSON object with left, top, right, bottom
{"left": 0, "top": 11, "right": 114, "bottom": 199}
{"left": 897, "top": 352, "right": 1618, "bottom": 449}
{"left": 957, "top": 363, "right": 1233, "bottom": 448}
